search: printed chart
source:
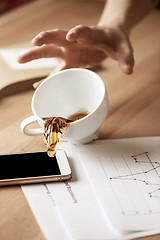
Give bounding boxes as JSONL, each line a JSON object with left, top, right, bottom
{"left": 106, "top": 151, "right": 160, "bottom": 215}
{"left": 111, "top": 152, "right": 160, "bottom": 198}
{"left": 78, "top": 138, "right": 160, "bottom": 230}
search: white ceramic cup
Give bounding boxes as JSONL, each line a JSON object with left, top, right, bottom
{"left": 21, "top": 68, "right": 108, "bottom": 144}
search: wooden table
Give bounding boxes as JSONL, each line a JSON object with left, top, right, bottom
{"left": 0, "top": 0, "right": 160, "bottom": 239}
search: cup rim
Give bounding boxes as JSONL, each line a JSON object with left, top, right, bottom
{"left": 31, "top": 68, "right": 107, "bottom": 124}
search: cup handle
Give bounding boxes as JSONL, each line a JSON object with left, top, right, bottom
{"left": 21, "top": 116, "right": 44, "bottom": 135}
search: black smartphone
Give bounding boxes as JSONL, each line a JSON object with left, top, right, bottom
{"left": 0, "top": 150, "right": 72, "bottom": 186}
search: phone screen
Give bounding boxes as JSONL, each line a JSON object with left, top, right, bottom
{"left": 0, "top": 152, "right": 61, "bottom": 180}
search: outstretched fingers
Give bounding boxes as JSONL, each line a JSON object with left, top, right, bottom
{"left": 66, "top": 25, "right": 109, "bottom": 44}
{"left": 66, "top": 25, "right": 93, "bottom": 42}
{"left": 17, "top": 45, "right": 63, "bottom": 63}
{"left": 32, "top": 29, "right": 69, "bottom": 47}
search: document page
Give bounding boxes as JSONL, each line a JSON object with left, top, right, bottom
{"left": 78, "top": 137, "right": 160, "bottom": 231}
{"left": 22, "top": 142, "right": 119, "bottom": 240}
{"left": 22, "top": 139, "right": 160, "bottom": 240}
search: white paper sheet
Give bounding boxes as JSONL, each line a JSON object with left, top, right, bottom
{"left": 22, "top": 184, "right": 71, "bottom": 240}
{"left": 0, "top": 48, "right": 59, "bottom": 70}
{"left": 78, "top": 137, "right": 160, "bottom": 233}
{"left": 22, "top": 142, "right": 119, "bottom": 240}
{"left": 22, "top": 139, "right": 160, "bottom": 240}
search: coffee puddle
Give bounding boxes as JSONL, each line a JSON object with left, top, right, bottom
{"left": 43, "top": 110, "right": 89, "bottom": 157}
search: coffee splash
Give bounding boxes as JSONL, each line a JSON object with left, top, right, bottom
{"left": 43, "top": 110, "right": 89, "bottom": 157}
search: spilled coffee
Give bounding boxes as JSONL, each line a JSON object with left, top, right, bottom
{"left": 43, "top": 110, "right": 89, "bottom": 157}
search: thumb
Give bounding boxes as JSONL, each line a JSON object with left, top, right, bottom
{"left": 119, "top": 61, "right": 134, "bottom": 75}
{"left": 118, "top": 43, "right": 135, "bottom": 75}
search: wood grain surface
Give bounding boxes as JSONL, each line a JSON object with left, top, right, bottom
{"left": 0, "top": 0, "right": 160, "bottom": 239}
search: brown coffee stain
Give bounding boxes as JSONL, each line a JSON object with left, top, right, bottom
{"left": 43, "top": 110, "right": 89, "bottom": 157}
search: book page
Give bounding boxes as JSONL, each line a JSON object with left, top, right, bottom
{"left": 78, "top": 137, "right": 160, "bottom": 231}
{"left": 0, "top": 48, "right": 59, "bottom": 70}
{"left": 0, "top": 43, "right": 60, "bottom": 90}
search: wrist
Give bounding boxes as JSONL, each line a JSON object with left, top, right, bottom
{"left": 97, "top": 0, "right": 136, "bottom": 36}
{"left": 97, "top": 19, "right": 131, "bottom": 37}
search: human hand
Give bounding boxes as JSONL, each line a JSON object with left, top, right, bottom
{"left": 17, "top": 24, "right": 134, "bottom": 89}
